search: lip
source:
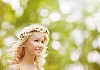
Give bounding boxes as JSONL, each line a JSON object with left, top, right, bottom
{"left": 35, "top": 48, "right": 42, "bottom": 51}
{"left": 35, "top": 49, "right": 42, "bottom": 52}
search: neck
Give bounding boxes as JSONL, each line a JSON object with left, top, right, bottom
{"left": 19, "top": 49, "right": 35, "bottom": 65}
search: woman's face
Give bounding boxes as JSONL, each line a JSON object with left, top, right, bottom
{"left": 25, "top": 32, "right": 46, "bottom": 57}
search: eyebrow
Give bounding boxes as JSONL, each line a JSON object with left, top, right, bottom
{"left": 33, "top": 37, "right": 44, "bottom": 41}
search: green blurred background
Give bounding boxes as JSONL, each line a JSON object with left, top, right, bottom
{"left": 0, "top": 0, "right": 100, "bottom": 70}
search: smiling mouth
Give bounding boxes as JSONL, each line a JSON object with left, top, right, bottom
{"left": 35, "top": 49, "right": 42, "bottom": 52}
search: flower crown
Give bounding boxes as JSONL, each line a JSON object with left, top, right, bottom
{"left": 18, "top": 24, "right": 49, "bottom": 40}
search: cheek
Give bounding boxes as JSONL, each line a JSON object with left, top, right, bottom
{"left": 26, "top": 43, "right": 35, "bottom": 53}
{"left": 26, "top": 42, "right": 35, "bottom": 49}
{"left": 29, "top": 42, "right": 37, "bottom": 49}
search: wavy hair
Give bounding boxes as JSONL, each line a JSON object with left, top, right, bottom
{"left": 8, "top": 24, "right": 49, "bottom": 70}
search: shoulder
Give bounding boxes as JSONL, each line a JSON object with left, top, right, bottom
{"left": 6, "top": 64, "right": 19, "bottom": 70}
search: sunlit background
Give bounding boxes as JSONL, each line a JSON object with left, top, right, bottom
{"left": 0, "top": 0, "right": 100, "bottom": 70}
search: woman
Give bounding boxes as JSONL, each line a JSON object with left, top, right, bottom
{"left": 6, "top": 24, "right": 50, "bottom": 70}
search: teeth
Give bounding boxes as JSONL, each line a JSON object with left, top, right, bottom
{"left": 35, "top": 49, "right": 40, "bottom": 50}
{"left": 35, "top": 49, "right": 41, "bottom": 51}
{"left": 35, "top": 49, "right": 41, "bottom": 53}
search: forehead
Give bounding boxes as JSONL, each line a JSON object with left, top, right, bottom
{"left": 28, "top": 32, "right": 45, "bottom": 40}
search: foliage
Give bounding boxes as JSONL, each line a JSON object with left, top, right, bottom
{"left": 0, "top": 0, "right": 100, "bottom": 70}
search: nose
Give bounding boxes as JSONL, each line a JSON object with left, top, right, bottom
{"left": 38, "top": 42, "right": 44, "bottom": 48}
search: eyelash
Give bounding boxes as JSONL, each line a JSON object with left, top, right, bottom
{"left": 41, "top": 41, "right": 44, "bottom": 43}
{"left": 34, "top": 40, "right": 38, "bottom": 42}
{"left": 34, "top": 40, "right": 44, "bottom": 43}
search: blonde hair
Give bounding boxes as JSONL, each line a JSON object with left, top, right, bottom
{"left": 8, "top": 24, "right": 49, "bottom": 70}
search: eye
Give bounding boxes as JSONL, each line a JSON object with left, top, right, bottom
{"left": 34, "top": 40, "right": 38, "bottom": 42}
{"left": 41, "top": 41, "right": 44, "bottom": 43}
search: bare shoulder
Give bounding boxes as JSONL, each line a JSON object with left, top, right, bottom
{"left": 6, "top": 64, "right": 19, "bottom": 70}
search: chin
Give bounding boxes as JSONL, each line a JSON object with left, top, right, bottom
{"left": 35, "top": 53, "right": 41, "bottom": 57}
